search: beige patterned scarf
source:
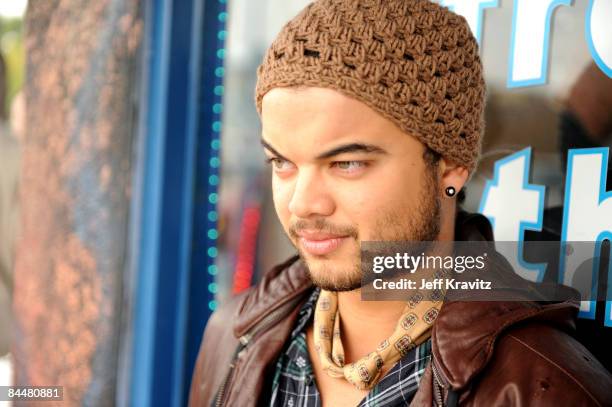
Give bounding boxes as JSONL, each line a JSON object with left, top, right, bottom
{"left": 313, "top": 289, "right": 441, "bottom": 390}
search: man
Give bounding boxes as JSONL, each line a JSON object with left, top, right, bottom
{"left": 190, "top": 0, "right": 612, "bottom": 405}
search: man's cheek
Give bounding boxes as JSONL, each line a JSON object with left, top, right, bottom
{"left": 342, "top": 186, "right": 376, "bottom": 212}
{"left": 272, "top": 182, "right": 292, "bottom": 221}
{"left": 340, "top": 197, "right": 369, "bottom": 233}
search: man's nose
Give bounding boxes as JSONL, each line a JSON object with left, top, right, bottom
{"left": 287, "top": 170, "right": 335, "bottom": 219}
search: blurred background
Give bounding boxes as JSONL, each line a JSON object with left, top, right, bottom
{"left": 0, "top": 0, "right": 26, "bottom": 399}
{"left": 0, "top": 0, "right": 610, "bottom": 406}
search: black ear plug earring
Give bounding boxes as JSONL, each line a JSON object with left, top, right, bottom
{"left": 445, "top": 186, "right": 456, "bottom": 197}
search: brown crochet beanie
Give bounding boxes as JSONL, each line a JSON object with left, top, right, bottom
{"left": 255, "top": 0, "right": 486, "bottom": 173}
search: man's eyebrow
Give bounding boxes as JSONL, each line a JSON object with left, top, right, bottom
{"left": 260, "top": 139, "right": 387, "bottom": 161}
{"left": 260, "top": 138, "right": 290, "bottom": 161}
{"left": 315, "top": 143, "right": 387, "bottom": 159}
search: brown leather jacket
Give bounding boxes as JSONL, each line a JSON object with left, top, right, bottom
{"left": 189, "top": 213, "right": 612, "bottom": 406}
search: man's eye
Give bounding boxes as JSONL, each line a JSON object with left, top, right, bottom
{"left": 267, "top": 157, "right": 294, "bottom": 172}
{"left": 333, "top": 161, "right": 367, "bottom": 171}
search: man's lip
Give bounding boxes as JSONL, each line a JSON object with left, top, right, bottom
{"left": 295, "top": 230, "right": 347, "bottom": 241}
{"left": 297, "top": 234, "right": 349, "bottom": 256}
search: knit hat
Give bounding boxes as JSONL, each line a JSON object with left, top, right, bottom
{"left": 255, "top": 0, "right": 485, "bottom": 173}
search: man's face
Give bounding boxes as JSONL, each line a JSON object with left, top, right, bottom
{"left": 261, "top": 87, "right": 441, "bottom": 291}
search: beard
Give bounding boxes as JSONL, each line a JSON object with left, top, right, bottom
{"left": 288, "top": 168, "right": 441, "bottom": 292}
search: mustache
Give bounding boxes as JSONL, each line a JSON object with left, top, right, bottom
{"left": 288, "top": 219, "right": 358, "bottom": 240}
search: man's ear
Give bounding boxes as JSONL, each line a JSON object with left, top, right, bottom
{"left": 439, "top": 157, "right": 469, "bottom": 192}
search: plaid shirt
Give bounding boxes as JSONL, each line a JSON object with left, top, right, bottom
{"left": 269, "top": 288, "right": 432, "bottom": 407}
